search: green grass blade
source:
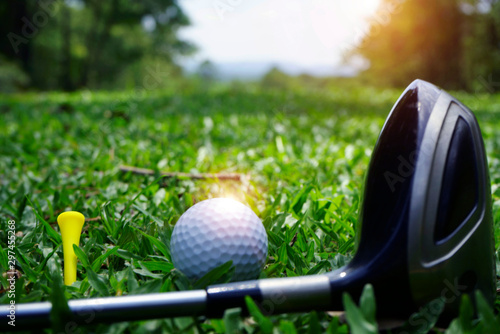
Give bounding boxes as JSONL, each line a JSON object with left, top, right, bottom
{"left": 223, "top": 308, "right": 243, "bottom": 334}
{"left": 132, "top": 227, "right": 170, "bottom": 258}
{"left": 91, "top": 246, "right": 119, "bottom": 272}
{"left": 244, "top": 295, "right": 273, "bottom": 334}
{"left": 86, "top": 268, "right": 110, "bottom": 296}
{"left": 48, "top": 258, "right": 73, "bottom": 333}
{"left": 193, "top": 261, "right": 234, "bottom": 289}
{"left": 73, "top": 244, "right": 91, "bottom": 268}
{"left": 342, "top": 291, "right": 377, "bottom": 334}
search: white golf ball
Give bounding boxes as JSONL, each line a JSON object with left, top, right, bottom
{"left": 170, "top": 198, "right": 268, "bottom": 281}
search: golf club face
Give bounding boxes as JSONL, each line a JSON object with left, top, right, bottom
{"left": 351, "top": 79, "right": 495, "bottom": 318}
{"left": 407, "top": 83, "right": 495, "bottom": 317}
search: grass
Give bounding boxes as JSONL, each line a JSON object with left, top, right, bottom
{"left": 0, "top": 81, "right": 499, "bottom": 333}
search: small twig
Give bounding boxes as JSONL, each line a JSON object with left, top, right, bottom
{"left": 289, "top": 232, "right": 298, "bottom": 247}
{"left": 119, "top": 165, "right": 247, "bottom": 181}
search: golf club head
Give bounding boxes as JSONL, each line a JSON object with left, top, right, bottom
{"left": 206, "top": 79, "right": 495, "bottom": 321}
{"left": 328, "top": 79, "right": 495, "bottom": 320}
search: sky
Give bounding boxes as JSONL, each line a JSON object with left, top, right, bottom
{"left": 177, "top": 0, "right": 381, "bottom": 76}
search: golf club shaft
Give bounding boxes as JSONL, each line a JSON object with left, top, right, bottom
{"left": 0, "top": 274, "right": 334, "bottom": 331}
{"left": 2, "top": 290, "right": 206, "bottom": 330}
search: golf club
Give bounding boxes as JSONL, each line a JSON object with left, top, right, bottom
{"left": 1, "top": 79, "right": 494, "bottom": 331}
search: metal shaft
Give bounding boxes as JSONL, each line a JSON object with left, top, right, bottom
{"left": 1, "top": 290, "right": 207, "bottom": 331}
{"left": 0, "top": 275, "right": 333, "bottom": 331}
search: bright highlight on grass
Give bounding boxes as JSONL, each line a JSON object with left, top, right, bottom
{"left": 57, "top": 211, "right": 85, "bottom": 286}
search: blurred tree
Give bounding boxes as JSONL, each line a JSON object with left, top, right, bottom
{"left": 197, "top": 60, "right": 218, "bottom": 82}
{"left": 260, "top": 67, "right": 292, "bottom": 89}
{"left": 0, "top": 56, "right": 30, "bottom": 92}
{"left": 462, "top": 0, "right": 500, "bottom": 92}
{"left": 0, "top": 1, "right": 34, "bottom": 90}
{"left": 0, "top": 0, "right": 194, "bottom": 91}
{"left": 351, "top": 0, "right": 500, "bottom": 91}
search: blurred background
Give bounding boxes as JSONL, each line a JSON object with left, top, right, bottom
{"left": 0, "top": 0, "right": 499, "bottom": 93}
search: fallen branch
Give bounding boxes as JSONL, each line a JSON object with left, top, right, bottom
{"left": 119, "top": 165, "right": 248, "bottom": 181}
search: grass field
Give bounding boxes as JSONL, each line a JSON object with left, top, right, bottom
{"left": 1, "top": 82, "right": 499, "bottom": 333}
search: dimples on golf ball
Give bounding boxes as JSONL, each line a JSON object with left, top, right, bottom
{"left": 170, "top": 198, "right": 268, "bottom": 281}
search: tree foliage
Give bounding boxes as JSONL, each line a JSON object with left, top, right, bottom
{"left": 352, "top": 0, "right": 500, "bottom": 91}
{"left": 0, "top": 0, "right": 194, "bottom": 91}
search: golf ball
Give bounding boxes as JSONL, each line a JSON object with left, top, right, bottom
{"left": 170, "top": 198, "right": 268, "bottom": 281}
